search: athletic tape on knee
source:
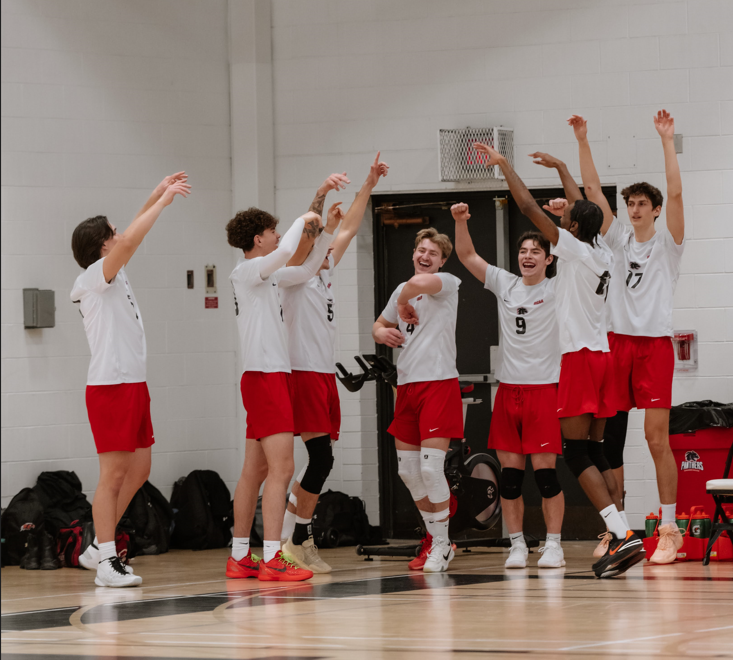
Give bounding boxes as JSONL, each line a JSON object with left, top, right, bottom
{"left": 420, "top": 448, "right": 450, "bottom": 505}
{"left": 587, "top": 440, "right": 612, "bottom": 473}
{"left": 500, "top": 467, "right": 524, "bottom": 500}
{"left": 534, "top": 468, "right": 562, "bottom": 499}
{"left": 396, "top": 450, "right": 427, "bottom": 501}
{"left": 300, "top": 435, "right": 334, "bottom": 495}
{"left": 562, "top": 439, "right": 594, "bottom": 478}
{"left": 288, "top": 492, "right": 298, "bottom": 506}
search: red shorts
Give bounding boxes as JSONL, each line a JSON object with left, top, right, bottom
{"left": 609, "top": 332, "right": 674, "bottom": 411}
{"left": 488, "top": 383, "right": 562, "bottom": 455}
{"left": 291, "top": 371, "right": 341, "bottom": 440}
{"left": 86, "top": 382, "right": 155, "bottom": 454}
{"left": 557, "top": 349, "right": 615, "bottom": 419}
{"left": 387, "top": 378, "right": 464, "bottom": 446}
{"left": 240, "top": 372, "right": 294, "bottom": 440}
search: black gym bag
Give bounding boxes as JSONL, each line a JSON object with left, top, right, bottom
{"left": 0, "top": 488, "right": 45, "bottom": 565}
{"left": 170, "top": 470, "right": 233, "bottom": 550}
{"left": 311, "top": 490, "right": 383, "bottom": 548}
{"left": 32, "top": 471, "right": 92, "bottom": 537}
{"left": 122, "top": 481, "right": 174, "bottom": 556}
{"left": 669, "top": 400, "right": 733, "bottom": 435}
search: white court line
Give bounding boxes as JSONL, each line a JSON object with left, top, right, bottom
{"left": 560, "top": 625, "right": 733, "bottom": 651}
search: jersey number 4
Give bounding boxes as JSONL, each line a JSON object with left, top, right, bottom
{"left": 406, "top": 323, "right": 415, "bottom": 335}
{"left": 626, "top": 270, "right": 643, "bottom": 289}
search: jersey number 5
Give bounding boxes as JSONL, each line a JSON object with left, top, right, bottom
{"left": 327, "top": 302, "right": 334, "bottom": 322}
{"left": 515, "top": 317, "right": 526, "bottom": 335}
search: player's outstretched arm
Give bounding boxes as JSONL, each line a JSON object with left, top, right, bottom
{"left": 132, "top": 171, "right": 188, "bottom": 222}
{"left": 567, "top": 115, "right": 614, "bottom": 235}
{"left": 373, "top": 316, "right": 405, "bottom": 348}
{"left": 330, "top": 152, "right": 389, "bottom": 267}
{"left": 103, "top": 180, "right": 191, "bottom": 283}
{"left": 529, "top": 151, "right": 583, "bottom": 204}
{"left": 452, "top": 203, "right": 489, "bottom": 282}
{"left": 655, "top": 109, "right": 684, "bottom": 245}
{"left": 475, "top": 142, "right": 559, "bottom": 245}
{"left": 258, "top": 212, "right": 320, "bottom": 280}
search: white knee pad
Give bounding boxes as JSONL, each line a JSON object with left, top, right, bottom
{"left": 396, "top": 450, "right": 427, "bottom": 501}
{"left": 420, "top": 448, "right": 450, "bottom": 504}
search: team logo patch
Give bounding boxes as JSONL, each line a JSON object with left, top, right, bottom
{"left": 20, "top": 522, "right": 36, "bottom": 531}
{"left": 516, "top": 307, "right": 528, "bottom": 315}
{"left": 417, "top": 295, "right": 423, "bottom": 301}
{"left": 533, "top": 299, "right": 544, "bottom": 305}
{"left": 681, "top": 450, "right": 704, "bottom": 472}
{"left": 629, "top": 261, "right": 641, "bottom": 270}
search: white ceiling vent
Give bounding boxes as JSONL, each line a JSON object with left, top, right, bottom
{"left": 439, "top": 127, "right": 514, "bottom": 182}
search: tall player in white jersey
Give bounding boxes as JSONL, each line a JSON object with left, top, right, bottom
{"left": 373, "top": 228, "right": 464, "bottom": 573}
{"left": 453, "top": 204, "right": 565, "bottom": 570}
{"left": 280, "top": 155, "right": 389, "bottom": 573}
{"left": 70, "top": 172, "right": 190, "bottom": 587}
{"left": 226, "top": 206, "right": 339, "bottom": 582}
{"left": 569, "top": 110, "right": 686, "bottom": 563}
{"left": 475, "top": 142, "right": 645, "bottom": 578}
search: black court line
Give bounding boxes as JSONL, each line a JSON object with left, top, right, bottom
{"left": 2, "top": 571, "right": 731, "bottom": 632}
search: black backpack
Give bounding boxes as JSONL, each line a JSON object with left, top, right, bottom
{"left": 170, "top": 470, "right": 233, "bottom": 550}
{"left": 312, "top": 490, "right": 381, "bottom": 548}
{"left": 33, "top": 471, "right": 91, "bottom": 537}
{"left": 0, "top": 488, "right": 45, "bottom": 565}
{"left": 122, "top": 481, "right": 174, "bottom": 556}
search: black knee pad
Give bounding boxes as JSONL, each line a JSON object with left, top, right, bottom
{"left": 300, "top": 435, "right": 334, "bottom": 495}
{"left": 534, "top": 468, "right": 562, "bottom": 499}
{"left": 603, "top": 411, "right": 628, "bottom": 470}
{"left": 500, "top": 467, "right": 524, "bottom": 500}
{"left": 562, "top": 439, "right": 594, "bottom": 478}
{"left": 587, "top": 440, "right": 611, "bottom": 473}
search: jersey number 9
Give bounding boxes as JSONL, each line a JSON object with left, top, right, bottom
{"left": 515, "top": 317, "right": 526, "bottom": 335}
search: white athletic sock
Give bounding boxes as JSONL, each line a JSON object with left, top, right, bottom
{"left": 263, "top": 540, "right": 280, "bottom": 563}
{"left": 619, "top": 510, "right": 630, "bottom": 529}
{"left": 295, "top": 515, "right": 311, "bottom": 525}
{"left": 600, "top": 504, "right": 628, "bottom": 538}
{"left": 425, "top": 509, "right": 450, "bottom": 540}
{"left": 282, "top": 508, "right": 297, "bottom": 540}
{"left": 547, "top": 533, "right": 561, "bottom": 545}
{"left": 98, "top": 541, "right": 116, "bottom": 562}
{"left": 420, "top": 509, "right": 433, "bottom": 526}
{"left": 232, "top": 537, "right": 249, "bottom": 561}
{"left": 509, "top": 531, "right": 526, "bottom": 547}
{"left": 661, "top": 503, "right": 676, "bottom": 527}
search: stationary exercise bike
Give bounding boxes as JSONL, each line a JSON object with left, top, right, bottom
{"left": 335, "top": 354, "right": 539, "bottom": 559}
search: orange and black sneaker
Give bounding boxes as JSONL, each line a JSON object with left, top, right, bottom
{"left": 592, "top": 530, "right": 645, "bottom": 579}
{"left": 408, "top": 534, "right": 432, "bottom": 571}
{"left": 258, "top": 551, "right": 314, "bottom": 582}
{"left": 225, "top": 551, "right": 261, "bottom": 579}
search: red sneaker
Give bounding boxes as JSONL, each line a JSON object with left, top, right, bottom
{"left": 225, "top": 552, "right": 261, "bottom": 579}
{"left": 408, "top": 534, "right": 432, "bottom": 571}
{"left": 258, "top": 551, "right": 314, "bottom": 582}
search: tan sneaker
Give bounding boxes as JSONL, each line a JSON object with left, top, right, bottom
{"left": 282, "top": 537, "right": 332, "bottom": 574}
{"left": 649, "top": 523, "right": 684, "bottom": 564}
{"left": 593, "top": 532, "right": 612, "bottom": 558}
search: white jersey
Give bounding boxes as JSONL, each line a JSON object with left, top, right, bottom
{"left": 230, "top": 257, "right": 290, "bottom": 374}
{"left": 550, "top": 228, "right": 613, "bottom": 354}
{"left": 71, "top": 258, "right": 146, "bottom": 385}
{"left": 281, "top": 255, "right": 336, "bottom": 374}
{"left": 604, "top": 218, "right": 684, "bottom": 337}
{"left": 381, "top": 273, "right": 461, "bottom": 385}
{"left": 484, "top": 265, "right": 560, "bottom": 384}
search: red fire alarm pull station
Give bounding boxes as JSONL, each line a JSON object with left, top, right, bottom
{"left": 673, "top": 329, "right": 698, "bottom": 372}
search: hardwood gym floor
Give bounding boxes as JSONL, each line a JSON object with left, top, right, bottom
{"left": 2, "top": 543, "right": 732, "bottom": 660}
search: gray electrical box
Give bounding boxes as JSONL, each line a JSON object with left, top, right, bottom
{"left": 23, "top": 289, "right": 55, "bottom": 328}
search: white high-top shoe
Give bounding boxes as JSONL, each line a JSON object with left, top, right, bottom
{"left": 79, "top": 542, "right": 134, "bottom": 574}
{"left": 95, "top": 557, "right": 142, "bottom": 588}
{"left": 423, "top": 536, "right": 454, "bottom": 573}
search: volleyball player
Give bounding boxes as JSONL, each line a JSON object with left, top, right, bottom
{"left": 226, "top": 205, "right": 339, "bottom": 582}
{"left": 475, "top": 142, "right": 645, "bottom": 578}
{"left": 569, "top": 110, "right": 685, "bottom": 563}
{"left": 280, "top": 154, "right": 389, "bottom": 573}
{"left": 373, "top": 228, "right": 463, "bottom": 573}
{"left": 452, "top": 203, "right": 565, "bottom": 569}
{"left": 71, "top": 172, "right": 191, "bottom": 587}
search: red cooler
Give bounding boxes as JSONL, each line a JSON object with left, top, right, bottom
{"left": 670, "top": 427, "right": 733, "bottom": 519}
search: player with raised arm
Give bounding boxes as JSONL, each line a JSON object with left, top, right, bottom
{"left": 569, "top": 111, "right": 685, "bottom": 563}
{"left": 226, "top": 205, "right": 339, "bottom": 582}
{"left": 475, "top": 142, "right": 645, "bottom": 578}
{"left": 372, "top": 228, "right": 463, "bottom": 573}
{"left": 280, "top": 155, "right": 389, "bottom": 573}
{"left": 452, "top": 203, "right": 565, "bottom": 569}
{"left": 71, "top": 173, "right": 191, "bottom": 587}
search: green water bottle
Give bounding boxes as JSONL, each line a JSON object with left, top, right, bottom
{"left": 690, "top": 507, "right": 711, "bottom": 539}
{"left": 645, "top": 512, "right": 659, "bottom": 537}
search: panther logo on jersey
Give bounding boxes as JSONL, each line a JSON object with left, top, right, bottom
{"left": 516, "top": 307, "right": 528, "bottom": 315}
{"left": 681, "top": 450, "right": 703, "bottom": 472}
{"left": 629, "top": 261, "right": 641, "bottom": 270}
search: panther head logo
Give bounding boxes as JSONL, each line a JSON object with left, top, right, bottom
{"left": 685, "top": 450, "right": 700, "bottom": 462}
{"left": 629, "top": 261, "right": 641, "bottom": 270}
{"left": 517, "top": 307, "right": 528, "bottom": 315}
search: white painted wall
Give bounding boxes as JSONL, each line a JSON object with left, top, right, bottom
{"left": 1, "top": 0, "right": 239, "bottom": 505}
{"left": 270, "top": 0, "right": 733, "bottom": 526}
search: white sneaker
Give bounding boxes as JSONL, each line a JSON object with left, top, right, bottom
{"left": 505, "top": 543, "right": 528, "bottom": 569}
{"left": 79, "top": 543, "right": 134, "bottom": 574}
{"left": 423, "top": 537, "right": 454, "bottom": 573}
{"left": 301, "top": 538, "right": 332, "bottom": 574}
{"left": 537, "top": 541, "right": 566, "bottom": 568}
{"left": 94, "top": 557, "right": 142, "bottom": 588}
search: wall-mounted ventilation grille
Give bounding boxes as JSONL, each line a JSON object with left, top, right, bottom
{"left": 439, "top": 127, "right": 514, "bottom": 182}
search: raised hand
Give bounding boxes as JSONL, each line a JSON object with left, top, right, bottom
{"left": 375, "top": 326, "right": 406, "bottom": 348}
{"left": 654, "top": 109, "right": 675, "bottom": 140}
{"left": 451, "top": 203, "right": 471, "bottom": 223}
{"left": 153, "top": 171, "right": 188, "bottom": 198}
{"left": 160, "top": 181, "right": 191, "bottom": 206}
{"left": 529, "top": 152, "right": 564, "bottom": 169}
{"left": 326, "top": 202, "right": 344, "bottom": 233}
{"left": 366, "top": 152, "right": 390, "bottom": 188}
{"left": 542, "top": 198, "right": 568, "bottom": 217}
{"left": 320, "top": 172, "right": 351, "bottom": 194}
{"left": 567, "top": 115, "right": 588, "bottom": 141}
{"left": 474, "top": 142, "right": 504, "bottom": 165}
{"left": 397, "top": 301, "right": 419, "bottom": 325}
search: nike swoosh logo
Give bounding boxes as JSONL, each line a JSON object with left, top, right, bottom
{"left": 557, "top": 408, "right": 562, "bottom": 412}
{"left": 429, "top": 427, "right": 439, "bottom": 432}
{"left": 541, "top": 443, "right": 549, "bottom": 447}
{"left": 268, "top": 566, "right": 288, "bottom": 572}
{"left": 443, "top": 552, "right": 451, "bottom": 561}
{"left": 651, "top": 398, "right": 660, "bottom": 402}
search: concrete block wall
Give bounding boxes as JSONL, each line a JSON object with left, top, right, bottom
{"left": 1, "top": 0, "right": 239, "bottom": 505}
{"left": 270, "top": 0, "right": 733, "bottom": 527}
